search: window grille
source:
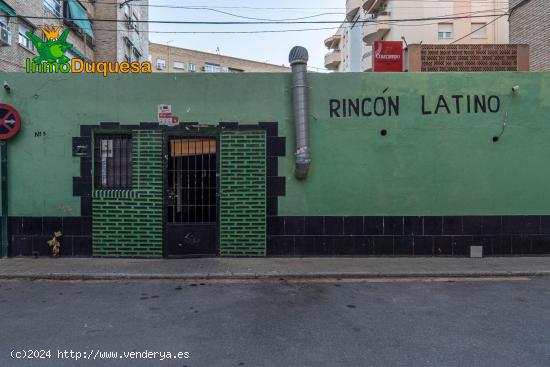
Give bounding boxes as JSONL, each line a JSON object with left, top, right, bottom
{"left": 94, "top": 135, "right": 133, "bottom": 190}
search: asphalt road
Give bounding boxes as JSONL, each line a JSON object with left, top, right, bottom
{"left": 1, "top": 277, "right": 549, "bottom": 367}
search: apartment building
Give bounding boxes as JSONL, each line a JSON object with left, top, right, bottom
{"left": 0, "top": 0, "right": 149, "bottom": 72}
{"left": 324, "top": 0, "right": 363, "bottom": 72}
{"left": 94, "top": 0, "right": 148, "bottom": 63}
{"left": 150, "top": 42, "right": 290, "bottom": 73}
{"left": 325, "top": 0, "right": 510, "bottom": 72}
{"left": 509, "top": 0, "right": 549, "bottom": 71}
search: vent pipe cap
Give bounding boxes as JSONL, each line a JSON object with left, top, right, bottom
{"left": 289, "top": 46, "right": 309, "bottom": 65}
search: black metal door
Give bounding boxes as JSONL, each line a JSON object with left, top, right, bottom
{"left": 165, "top": 136, "right": 218, "bottom": 257}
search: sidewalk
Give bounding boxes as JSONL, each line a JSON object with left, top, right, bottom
{"left": 0, "top": 257, "right": 550, "bottom": 280}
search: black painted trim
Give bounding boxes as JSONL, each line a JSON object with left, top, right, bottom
{"left": 100, "top": 122, "right": 120, "bottom": 129}
{"left": 139, "top": 122, "right": 159, "bottom": 129}
{"left": 80, "top": 125, "right": 92, "bottom": 137}
{"left": 259, "top": 122, "right": 278, "bottom": 137}
{"left": 267, "top": 197, "right": 278, "bottom": 216}
{"left": 219, "top": 122, "right": 239, "bottom": 129}
{"left": 267, "top": 176, "right": 286, "bottom": 197}
{"left": 266, "top": 157, "right": 278, "bottom": 177}
{"left": 267, "top": 137, "right": 286, "bottom": 157}
{"left": 262, "top": 122, "right": 285, "bottom": 220}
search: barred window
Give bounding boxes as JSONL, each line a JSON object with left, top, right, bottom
{"left": 94, "top": 135, "right": 133, "bottom": 190}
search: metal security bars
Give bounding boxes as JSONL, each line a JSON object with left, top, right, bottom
{"left": 167, "top": 137, "right": 217, "bottom": 224}
{"left": 94, "top": 134, "right": 133, "bottom": 190}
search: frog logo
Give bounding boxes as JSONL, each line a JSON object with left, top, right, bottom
{"left": 26, "top": 24, "right": 73, "bottom": 65}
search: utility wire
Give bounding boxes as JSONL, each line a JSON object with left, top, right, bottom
{"left": 12, "top": 17, "right": 494, "bottom": 36}
{"left": 93, "top": 0, "right": 509, "bottom": 11}
{"left": 145, "top": 7, "right": 507, "bottom": 23}
{"left": 78, "top": 1, "right": 344, "bottom": 10}
{"left": 87, "top": 16, "right": 510, "bottom": 34}
{"left": 16, "top": 13, "right": 509, "bottom": 25}
{"left": 128, "top": 26, "right": 341, "bottom": 34}
{"left": 75, "top": 0, "right": 512, "bottom": 14}
{"left": 80, "top": 0, "right": 512, "bottom": 9}
{"left": 450, "top": 14, "right": 506, "bottom": 44}
{"left": 9, "top": 9, "right": 509, "bottom": 36}
{"left": 112, "top": 0, "right": 347, "bottom": 21}
{"left": 148, "top": 9, "right": 345, "bottom": 22}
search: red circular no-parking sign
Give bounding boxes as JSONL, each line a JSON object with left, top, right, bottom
{"left": 0, "top": 104, "right": 21, "bottom": 140}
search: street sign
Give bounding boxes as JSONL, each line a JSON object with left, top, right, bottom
{"left": 0, "top": 104, "right": 21, "bottom": 140}
{"left": 158, "top": 104, "right": 180, "bottom": 127}
{"left": 372, "top": 41, "right": 403, "bottom": 72}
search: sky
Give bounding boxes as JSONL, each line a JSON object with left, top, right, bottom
{"left": 148, "top": 0, "right": 345, "bottom": 71}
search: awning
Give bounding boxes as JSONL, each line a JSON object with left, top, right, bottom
{"left": 0, "top": 1, "right": 16, "bottom": 17}
{"left": 67, "top": 0, "right": 94, "bottom": 39}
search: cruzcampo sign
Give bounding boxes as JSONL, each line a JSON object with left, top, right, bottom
{"left": 372, "top": 40, "right": 403, "bottom": 72}
{"left": 25, "top": 24, "right": 152, "bottom": 77}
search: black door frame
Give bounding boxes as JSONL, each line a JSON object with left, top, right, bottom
{"left": 162, "top": 128, "right": 220, "bottom": 258}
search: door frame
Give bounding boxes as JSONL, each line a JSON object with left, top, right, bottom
{"left": 162, "top": 127, "right": 221, "bottom": 258}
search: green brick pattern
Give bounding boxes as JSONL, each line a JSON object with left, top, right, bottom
{"left": 92, "top": 130, "right": 163, "bottom": 257}
{"left": 219, "top": 130, "right": 267, "bottom": 256}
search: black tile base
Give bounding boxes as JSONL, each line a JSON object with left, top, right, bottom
{"left": 10, "top": 234, "right": 92, "bottom": 257}
{"left": 7, "top": 216, "right": 92, "bottom": 257}
{"left": 8, "top": 215, "right": 550, "bottom": 257}
{"left": 267, "top": 216, "right": 550, "bottom": 257}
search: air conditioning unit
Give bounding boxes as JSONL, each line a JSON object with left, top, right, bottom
{"left": 0, "top": 24, "right": 12, "bottom": 47}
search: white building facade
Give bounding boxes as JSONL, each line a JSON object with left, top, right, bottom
{"left": 325, "top": 0, "right": 510, "bottom": 72}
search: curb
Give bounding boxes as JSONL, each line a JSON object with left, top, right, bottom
{"left": 1, "top": 271, "right": 550, "bottom": 281}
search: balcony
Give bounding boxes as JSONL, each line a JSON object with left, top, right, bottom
{"left": 363, "top": 0, "right": 386, "bottom": 14}
{"left": 363, "top": 13, "right": 391, "bottom": 45}
{"left": 324, "top": 50, "right": 342, "bottom": 70}
{"left": 346, "top": 0, "right": 362, "bottom": 21}
{"left": 324, "top": 34, "right": 341, "bottom": 50}
{"left": 362, "top": 50, "right": 373, "bottom": 71}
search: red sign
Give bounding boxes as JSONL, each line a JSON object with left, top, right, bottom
{"left": 0, "top": 104, "right": 21, "bottom": 140}
{"left": 372, "top": 41, "right": 403, "bottom": 72}
{"left": 157, "top": 104, "right": 179, "bottom": 127}
{"left": 159, "top": 113, "right": 179, "bottom": 124}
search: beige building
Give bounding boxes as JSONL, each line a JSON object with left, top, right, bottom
{"left": 325, "top": 0, "right": 510, "bottom": 72}
{"left": 150, "top": 42, "right": 290, "bottom": 73}
{"left": 0, "top": 0, "right": 149, "bottom": 72}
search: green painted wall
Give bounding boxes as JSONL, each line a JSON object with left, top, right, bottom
{"left": 1, "top": 72, "right": 550, "bottom": 217}
{"left": 219, "top": 130, "right": 266, "bottom": 256}
{"left": 92, "top": 130, "right": 163, "bottom": 257}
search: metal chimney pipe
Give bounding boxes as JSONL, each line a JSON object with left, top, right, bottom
{"left": 288, "top": 46, "right": 311, "bottom": 179}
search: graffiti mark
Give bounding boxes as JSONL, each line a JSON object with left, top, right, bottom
{"left": 56, "top": 204, "right": 74, "bottom": 213}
